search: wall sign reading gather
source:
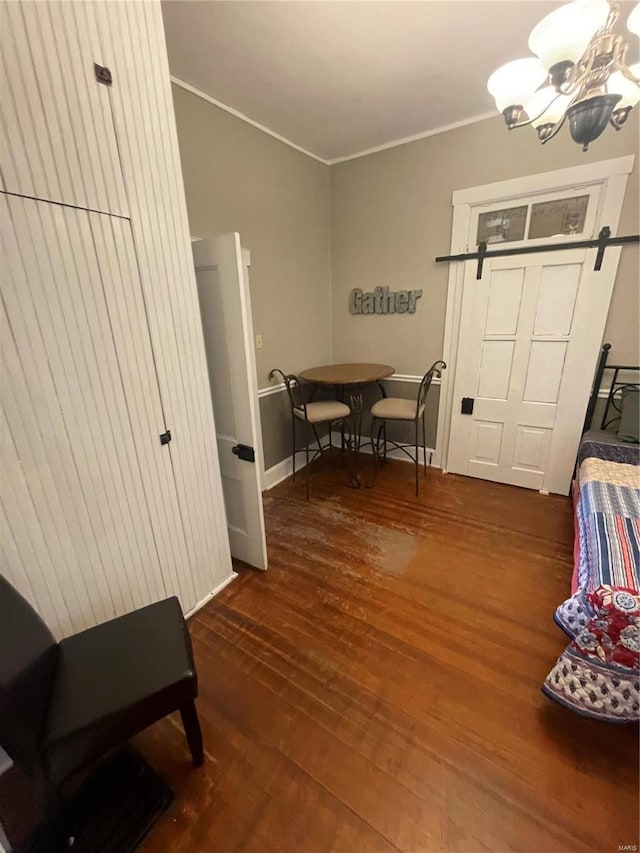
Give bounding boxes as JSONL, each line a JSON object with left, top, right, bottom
{"left": 349, "top": 286, "right": 423, "bottom": 315}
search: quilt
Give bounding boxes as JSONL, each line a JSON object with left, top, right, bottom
{"left": 542, "top": 434, "right": 640, "bottom": 722}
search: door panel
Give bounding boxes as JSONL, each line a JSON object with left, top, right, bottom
{"left": 193, "top": 235, "right": 268, "bottom": 571}
{"left": 0, "top": 194, "right": 188, "bottom": 636}
{"left": 485, "top": 268, "right": 524, "bottom": 335}
{"left": 478, "top": 340, "right": 514, "bottom": 399}
{"left": 523, "top": 341, "right": 567, "bottom": 403}
{"left": 533, "top": 265, "right": 580, "bottom": 335}
{"left": 448, "top": 247, "right": 617, "bottom": 494}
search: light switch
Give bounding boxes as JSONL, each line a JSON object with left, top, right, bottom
{"left": 255, "top": 334, "right": 263, "bottom": 349}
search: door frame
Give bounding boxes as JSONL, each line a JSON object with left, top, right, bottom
{"left": 435, "top": 154, "right": 634, "bottom": 473}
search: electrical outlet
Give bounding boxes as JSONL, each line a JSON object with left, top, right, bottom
{"left": 255, "top": 334, "right": 263, "bottom": 349}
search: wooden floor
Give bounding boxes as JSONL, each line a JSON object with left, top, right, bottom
{"left": 138, "top": 460, "right": 639, "bottom": 853}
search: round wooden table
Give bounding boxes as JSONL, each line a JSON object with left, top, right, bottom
{"left": 299, "top": 363, "right": 395, "bottom": 386}
{"left": 299, "top": 363, "right": 395, "bottom": 486}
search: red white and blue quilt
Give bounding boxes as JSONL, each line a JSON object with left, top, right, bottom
{"left": 542, "top": 433, "right": 640, "bottom": 722}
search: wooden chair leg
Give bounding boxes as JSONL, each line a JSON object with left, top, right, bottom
{"left": 180, "top": 700, "right": 204, "bottom": 767}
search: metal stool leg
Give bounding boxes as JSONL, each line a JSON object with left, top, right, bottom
{"left": 414, "top": 418, "right": 419, "bottom": 497}
{"left": 291, "top": 415, "right": 297, "bottom": 481}
{"left": 305, "top": 421, "right": 311, "bottom": 500}
{"left": 423, "top": 411, "right": 428, "bottom": 478}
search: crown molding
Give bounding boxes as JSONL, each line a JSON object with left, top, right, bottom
{"left": 170, "top": 76, "right": 329, "bottom": 165}
{"left": 326, "top": 112, "right": 496, "bottom": 165}
{"left": 171, "top": 75, "right": 497, "bottom": 167}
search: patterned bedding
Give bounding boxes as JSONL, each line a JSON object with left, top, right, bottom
{"left": 542, "top": 432, "right": 640, "bottom": 722}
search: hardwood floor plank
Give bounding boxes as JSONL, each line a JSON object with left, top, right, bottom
{"left": 139, "top": 465, "right": 639, "bottom": 852}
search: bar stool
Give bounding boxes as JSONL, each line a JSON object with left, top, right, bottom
{"left": 269, "top": 368, "right": 351, "bottom": 499}
{"left": 370, "top": 360, "right": 446, "bottom": 496}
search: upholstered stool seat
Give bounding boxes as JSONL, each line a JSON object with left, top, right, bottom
{"left": 293, "top": 400, "right": 350, "bottom": 423}
{"left": 371, "top": 398, "right": 424, "bottom": 421}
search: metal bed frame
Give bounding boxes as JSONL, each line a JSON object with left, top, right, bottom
{"left": 583, "top": 342, "right": 640, "bottom": 433}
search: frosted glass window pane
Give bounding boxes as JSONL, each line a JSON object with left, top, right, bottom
{"left": 528, "top": 195, "right": 589, "bottom": 239}
{"left": 477, "top": 206, "right": 527, "bottom": 245}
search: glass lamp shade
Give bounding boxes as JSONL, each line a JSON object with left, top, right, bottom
{"left": 487, "top": 58, "right": 548, "bottom": 113}
{"left": 609, "top": 64, "right": 640, "bottom": 109}
{"left": 628, "top": 3, "right": 640, "bottom": 37}
{"left": 528, "top": 0, "right": 610, "bottom": 70}
{"left": 525, "top": 86, "right": 572, "bottom": 127}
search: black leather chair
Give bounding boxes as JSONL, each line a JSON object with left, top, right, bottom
{"left": 0, "top": 575, "right": 203, "bottom": 840}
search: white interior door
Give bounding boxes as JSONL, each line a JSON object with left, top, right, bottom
{"left": 447, "top": 245, "right": 621, "bottom": 494}
{"left": 193, "top": 234, "right": 267, "bottom": 570}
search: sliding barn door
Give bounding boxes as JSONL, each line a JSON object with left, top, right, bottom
{"left": 447, "top": 247, "right": 620, "bottom": 494}
{"left": 0, "top": 194, "right": 192, "bottom": 636}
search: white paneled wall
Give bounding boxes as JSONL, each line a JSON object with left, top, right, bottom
{"left": 0, "top": 0, "right": 127, "bottom": 215}
{"left": 99, "top": 1, "right": 232, "bottom": 611}
{"left": 0, "top": 0, "right": 232, "bottom": 637}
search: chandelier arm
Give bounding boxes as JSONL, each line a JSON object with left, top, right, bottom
{"left": 614, "top": 48, "right": 640, "bottom": 85}
{"left": 540, "top": 111, "right": 568, "bottom": 145}
{"left": 516, "top": 90, "right": 576, "bottom": 129}
{"left": 603, "top": 0, "right": 620, "bottom": 33}
{"left": 557, "top": 52, "right": 594, "bottom": 97}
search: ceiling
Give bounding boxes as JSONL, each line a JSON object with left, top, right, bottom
{"left": 161, "top": 1, "right": 634, "bottom": 163}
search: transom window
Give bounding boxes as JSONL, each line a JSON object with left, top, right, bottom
{"left": 476, "top": 192, "right": 592, "bottom": 246}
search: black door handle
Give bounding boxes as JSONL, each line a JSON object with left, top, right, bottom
{"left": 461, "top": 397, "right": 474, "bottom": 415}
{"left": 232, "top": 444, "right": 255, "bottom": 463}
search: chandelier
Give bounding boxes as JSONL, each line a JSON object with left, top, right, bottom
{"left": 487, "top": 0, "right": 640, "bottom": 150}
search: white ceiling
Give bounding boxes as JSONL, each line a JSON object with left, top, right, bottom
{"left": 161, "top": 1, "right": 632, "bottom": 163}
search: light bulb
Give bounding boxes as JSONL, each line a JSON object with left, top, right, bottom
{"left": 528, "top": 0, "right": 610, "bottom": 71}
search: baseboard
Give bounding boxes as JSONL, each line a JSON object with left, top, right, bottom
{"left": 262, "top": 450, "right": 311, "bottom": 491}
{"left": 184, "top": 572, "right": 238, "bottom": 619}
{"left": 262, "top": 435, "right": 439, "bottom": 491}
{"left": 330, "top": 430, "right": 438, "bottom": 467}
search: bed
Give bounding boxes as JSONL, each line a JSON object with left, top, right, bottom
{"left": 542, "top": 344, "right": 640, "bottom": 722}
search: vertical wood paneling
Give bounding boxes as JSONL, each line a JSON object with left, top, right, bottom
{"left": 0, "top": 0, "right": 128, "bottom": 216}
{"left": 0, "top": 0, "right": 232, "bottom": 633}
{"left": 145, "top": 0, "right": 232, "bottom": 594}
{"left": 88, "top": 212, "right": 193, "bottom": 607}
{"left": 1, "top": 194, "right": 189, "bottom": 636}
{"left": 99, "top": 0, "right": 232, "bottom": 607}
{"left": 1, "top": 197, "right": 112, "bottom": 632}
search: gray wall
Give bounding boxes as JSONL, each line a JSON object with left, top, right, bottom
{"left": 330, "top": 114, "right": 639, "bottom": 375}
{"left": 259, "top": 390, "right": 292, "bottom": 470}
{"left": 172, "top": 83, "right": 332, "bottom": 390}
{"left": 173, "top": 82, "right": 639, "bottom": 474}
